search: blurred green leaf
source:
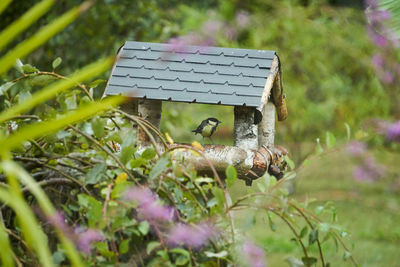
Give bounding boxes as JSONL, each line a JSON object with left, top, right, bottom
{"left": 0, "top": 82, "right": 14, "bottom": 96}
{"left": 0, "top": 0, "right": 12, "bottom": 15}
{"left": 211, "top": 187, "right": 225, "bottom": 212}
{"left": 30, "top": 74, "right": 55, "bottom": 87}
{"left": 88, "top": 79, "right": 105, "bottom": 88}
{"left": 142, "top": 148, "right": 156, "bottom": 160}
{"left": 267, "top": 212, "right": 276, "bottom": 232}
{"left": 52, "top": 57, "right": 62, "bottom": 69}
{"left": 118, "top": 239, "right": 130, "bottom": 254}
{"left": 0, "top": 96, "right": 124, "bottom": 152}
{"left": 0, "top": 0, "right": 55, "bottom": 51}
{"left": 0, "top": 3, "right": 88, "bottom": 74}
{"left": 308, "top": 229, "right": 318, "bottom": 246}
{"left": 22, "top": 64, "right": 39, "bottom": 73}
{"left": 225, "top": 165, "right": 237, "bottom": 187}
{"left": 301, "top": 257, "right": 317, "bottom": 266}
{"left": 299, "top": 226, "right": 308, "bottom": 239}
{"left": 149, "top": 155, "right": 169, "bottom": 180}
{"left": 285, "top": 155, "right": 295, "bottom": 170}
{"left": 0, "top": 57, "right": 114, "bottom": 124}
{"left": 86, "top": 163, "right": 106, "bottom": 185}
{"left": 146, "top": 241, "right": 161, "bottom": 255}
{"left": 138, "top": 221, "right": 150, "bottom": 235}
{"left": 204, "top": 250, "right": 228, "bottom": 258}
{"left": 326, "top": 131, "right": 336, "bottom": 148}
{"left": 285, "top": 257, "right": 305, "bottom": 267}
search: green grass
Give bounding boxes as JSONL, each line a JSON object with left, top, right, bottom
{"left": 231, "top": 146, "right": 400, "bottom": 266}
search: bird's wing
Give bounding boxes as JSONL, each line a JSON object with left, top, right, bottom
{"left": 192, "top": 120, "right": 208, "bottom": 134}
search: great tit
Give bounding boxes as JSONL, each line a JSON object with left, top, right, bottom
{"left": 192, "top": 118, "right": 222, "bottom": 145}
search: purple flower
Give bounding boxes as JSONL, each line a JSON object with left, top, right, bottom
{"left": 386, "top": 121, "right": 400, "bottom": 141}
{"left": 346, "top": 141, "right": 367, "bottom": 156}
{"left": 224, "top": 25, "right": 238, "bottom": 41}
{"left": 48, "top": 211, "right": 106, "bottom": 255}
{"left": 371, "top": 54, "right": 384, "bottom": 69}
{"left": 202, "top": 20, "right": 223, "bottom": 36}
{"left": 365, "top": 0, "right": 378, "bottom": 9}
{"left": 367, "top": 10, "right": 391, "bottom": 23}
{"left": 124, "top": 187, "right": 175, "bottom": 222}
{"left": 380, "top": 70, "right": 394, "bottom": 84}
{"left": 75, "top": 228, "right": 105, "bottom": 255}
{"left": 167, "top": 222, "right": 216, "bottom": 249}
{"left": 368, "top": 29, "right": 388, "bottom": 47}
{"left": 242, "top": 241, "right": 267, "bottom": 267}
{"left": 352, "top": 156, "right": 385, "bottom": 182}
{"left": 236, "top": 11, "right": 250, "bottom": 29}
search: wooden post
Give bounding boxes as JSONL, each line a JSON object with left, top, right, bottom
{"left": 258, "top": 101, "right": 275, "bottom": 147}
{"left": 234, "top": 106, "right": 258, "bottom": 150}
{"left": 119, "top": 99, "right": 138, "bottom": 115}
{"left": 138, "top": 99, "right": 162, "bottom": 143}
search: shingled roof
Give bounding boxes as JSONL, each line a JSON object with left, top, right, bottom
{"left": 104, "top": 41, "right": 278, "bottom": 108}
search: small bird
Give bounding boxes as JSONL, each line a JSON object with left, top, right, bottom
{"left": 192, "top": 118, "right": 222, "bottom": 145}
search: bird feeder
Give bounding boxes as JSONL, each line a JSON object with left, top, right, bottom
{"left": 104, "top": 41, "right": 288, "bottom": 185}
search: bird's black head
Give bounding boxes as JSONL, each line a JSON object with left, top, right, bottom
{"left": 207, "top": 118, "right": 222, "bottom": 124}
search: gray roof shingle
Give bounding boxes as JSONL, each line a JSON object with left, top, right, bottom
{"left": 105, "top": 41, "right": 276, "bottom": 107}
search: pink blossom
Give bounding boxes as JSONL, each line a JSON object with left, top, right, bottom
{"left": 352, "top": 156, "right": 385, "bottom": 182}
{"left": 346, "top": 141, "right": 367, "bottom": 156}
{"left": 367, "top": 10, "right": 391, "bottom": 23}
{"left": 371, "top": 54, "right": 384, "bottom": 69}
{"left": 124, "top": 187, "right": 175, "bottom": 222}
{"left": 167, "top": 222, "right": 216, "bottom": 249}
{"left": 75, "top": 228, "right": 105, "bottom": 255}
{"left": 368, "top": 29, "right": 388, "bottom": 47}
{"left": 386, "top": 121, "right": 400, "bottom": 141}
{"left": 48, "top": 211, "right": 105, "bottom": 255}
{"left": 242, "top": 241, "right": 267, "bottom": 267}
{"left": 236, "top": 11, "right": 250, "bottom": 28}
{"left": 380, "top": 70, "right": 394, "bottom": 84}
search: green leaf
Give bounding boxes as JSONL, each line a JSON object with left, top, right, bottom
{"left": 22, "top": 64, "right": 39, "bottom": 73}
{"left": 204, "top": 250, "right": 228, "bottom": 258}
{"left": 211, "top": 187, "right": 225, "bottom": 211}
{"left": 0, "top": 4, "right": 86, "bottom": 75}
{"left": 299, "top": 226, "right": 308, "bottom": 239}
{"left": 142, "top": 148, "right": 156, "bottom": 160}
{"left": 285, "top": 257, "right": 305, "bottom": 267}
{"left": 149, "top": 155, "right": 169, "bottom": 180}
{"left": 0, "top": 57, "right": 115, "bottom": 124}
{"left": 146, "top": 241, "right": 161, "bottom": 255}
{"left": 91, "top": 117, "right": 105, "bottom": 138}
{"left": 257, "top": 182, "right": 266, "bottom": 192}
{"left": 2, "top": 161, "right": 83, "bottom": 266}
{"left": 301, "top": 257, "right": 317, "bottom": 266}
{"left": 86, "top": 163, "right": 106, "bottom": 185}
{"left": 18, "top": 91, "right": 32, "bottom": 104}
{"left": 87, "top": 196, "right": 103, "bottom": 228}
{"left": 138, "top": 221, "right": 150, "bottom": 235}
{"left": 119, "top": 239, "right": 130, "bottom": 254}
{"left": 315, "top": 138, "right": 323, "bottom": 154}
{"left": 308, "top": 229, "right": 318, "bottom": 246}
{"left": 170, "top": 248, "right": 190, "bottom": 266}
{"left": 225, "top": 165, "right": 237, "bottom": 187}
{"left": 284, "top": 155, "right": 295, "bottom": 170}
{"left": 0, "top": 0, "right": 55, "bottom": 51}
{"left": 128, "top": 158, "right": 148, "bottom": 169}
{"left": 29, "top": 74, "right": 55, "bottom": 87}
{"left": 88, "top": 79, "right": 105, "bottom": 88}
{"left": 318, "top": 223, "right": 330, "bottom": 233}
{"left": 267, "top": 212, "right": 276, "bottom": 231}
{"left": 343, "top": 250, "right": 351, "bottom": 261}
{"left": 52, "top": 57, "right": 62, "bottom": 69}
{"left": 0, "top": 82, "right": 15, "bottom": 96}
{"left": 0, "top": 96, "right": 124, "bottom": 152}
{"left": 325, "top": 131, "right": 336, "bottom": 148}
{"left": 0, "top": 0, "right": 12, "bottom": 15}
{"left": 64, "top": 94, "right": 77, "bottom": 110}
{"left": 344, "top": 122, "right": 351, "bottom": 140}
{"left": 119, "top": 146, "right": 136, "bottom": 165}
{"left": 0, "top": 223, "right": 14, "bottom": 267}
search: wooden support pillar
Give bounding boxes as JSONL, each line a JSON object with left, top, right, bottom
{"left": 138, "top": 99, "right": 162, "bottom": 143}
{"left": 234, "top": 106, "right": 258, "bottom": 150}
{"left": 120, "top": 98, "right": 138, "bottom": 115}
{"left": 258, "top": 101, "right": 275, "bottom": 148}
